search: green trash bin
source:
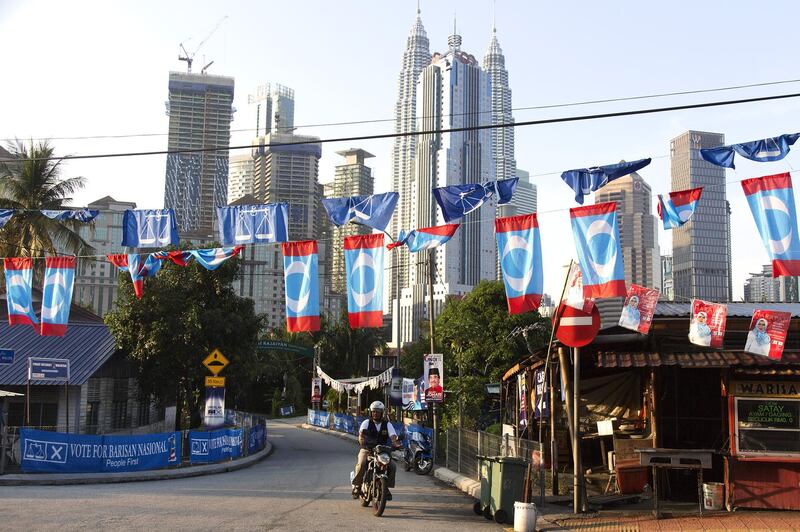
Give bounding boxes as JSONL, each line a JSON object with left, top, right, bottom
{"left": 473, "top": 455, "right": 497, "bottom": 519}
{"left": 489, "top": 456, "right": 529, "bottom": 524}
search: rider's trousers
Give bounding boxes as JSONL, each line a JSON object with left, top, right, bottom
{"left": 353, "top": 448, "right": 396, "bottom": 488}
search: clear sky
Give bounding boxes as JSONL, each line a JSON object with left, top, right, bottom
{"left": 2, "top": 0, "right": 800, "bottom": 301}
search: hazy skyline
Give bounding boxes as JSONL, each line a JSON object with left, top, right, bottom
{"left": 3, "top": 0, "right": 800, "bottom": 301}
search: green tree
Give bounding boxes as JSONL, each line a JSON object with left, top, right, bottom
{"left": 105, "top": 246, "right": 263, "bottom": 428}
{"left": 0, "top": 140, "right": 92, "bottom": 261}
{"left": 434, "top": 280, "right": 550, "bottom": 430}
{"left": 313, "top": 311, "right": 386, "bottom": 379}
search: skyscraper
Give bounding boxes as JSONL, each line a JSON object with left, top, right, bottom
{"left": 327, "top": 149, "right": 375, "bottom": 293}
{"left": 670, "top": 131, "right": 732, "bottom": 301}
{"left": 164, "top": 71, "right": 234, "bottom": 236}
{"left": 661, "top": 255, "right": 674, "bottom": 301}
{"left": 743, "top": 265, "right": 800, "bottom": 303}
{"left": 227, "top": 153, "right": 255, "bottom": 204}
{"left": 399, "top": 29, "right": 495, "bottom": 344}
{"left": 248, "top": 83, "right": 295, "bottom": 137}
{"left": 483, "top": 24, "right": 515, "bottom": 182}
{"left": 594, "top": 169, "right": 661, "bottom": 288}
{"left": 389, "top": 8, "right": 430, "bottom": 309}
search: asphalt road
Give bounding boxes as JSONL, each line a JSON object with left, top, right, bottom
{"left": 0, "top": 420, "right": 500, "bottom": 531}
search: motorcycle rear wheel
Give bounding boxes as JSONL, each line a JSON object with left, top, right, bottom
{"left": 372, "top": 478, "right": 387, "bottom": 517}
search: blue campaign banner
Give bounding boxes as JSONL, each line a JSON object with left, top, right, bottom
{"left": 0, "top": 349, "right": 13, "bottom": 364}
{"left": 248, "top": 423, "right": 267, "bottom": 454}
{"left": 189, "top": 428, "right": 244, "bottom": 464}
{"left": 20, "top": 428, "right": 180, "bottom": 473}
{"left": 403, "top": 424, "right": 432, "bottom": 449}
{"left": 333, "top": 413, "right": 355, "bottom": 434}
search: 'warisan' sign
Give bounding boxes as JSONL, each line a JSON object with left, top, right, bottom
{"left": 731, "top": 381, "right": 800, "bottom": 398}
{"left": 20, "top": 429, "right": 180, "bottom": 473}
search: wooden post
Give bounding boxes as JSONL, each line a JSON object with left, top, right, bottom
{"left": 573, "top": 347, "right": 582, "bottom": 513}
{"left": 550, "top": 360, "right": 559, "bottom": 496}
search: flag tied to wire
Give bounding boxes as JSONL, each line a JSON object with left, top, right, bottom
{"left": 281, "top": 240, "right": 320, "bottom": 332}
{"left": 570, "top": 202, "right": 626, "bottom": 298}
{"left": 321, "top": 192, "right": 399, "bottom": 232}
{"left": 0, "top": 209, "right": 99, "bottom": 228}
{"left": 561, "top": 158, "right": 651, "bottom": 204}
{"left": 3, "top": 257, "right": 38, "bottom": 326}
{"left": 216, "top": 203, "right": 289, "bottom": 246}
{"left": 40, "top": 256, "right": 76, "bottom": 337}
{"left": 122, "top": 209, "right": 179, "bottom": 248}
{"left": 495, "top": 213, "right": 543, "bottom": 314}
{"left": 741, "top": 172, "right": 800, "bottom": 277}
{"left": 701, "top": 133, "right": 800, "bottom": 169}
{"left": 107, "top": 254, "right": 164, "bottom": 299}
{"left": 432, "top": 177, "right": 518, "bottom": 223}
{"left": 344, "top": 233, "right": 385, "bottom": 329}
{"left": 657, "top": 187, "right": 703, "bottom": 229}
{"left": 387, "top": 224, "right": 459, "bottom": 252}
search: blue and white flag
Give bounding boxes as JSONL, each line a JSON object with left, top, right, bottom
{"left": 570, "top": 202, "right": 626, "bottom": 298}
{"left": 322, "top": 191, "right": 398, "bottom": 232}
{"left": 187, "top": 246, "right": 243, "bottom": 271}
{"left": 0, "top": 209, "right": 14, "bottom": 228}
{"left": 40, "top": 209, "right": 99, "bottom": 223}
{"left": 122, "top": 209, "right": 179, "bottom": 248}
{"left": 281, "top": 241, "right": 320, "bottom": 332}
{"left": 657, "top": 187, "right": 703, "bottom": 230}
{"left": 40, "top": 256, "right": 76, "bottom": 337}
{"left": 3, "top": 258, "right": 38, "bottom": 326}
{"left": 432, "top": 177, "right": 518, "bottom": 223}
{"left": 344, "top": 233, "right": 385, "bottom": 329}
{"left": 561, "top": 158, "right": 651, "bottom": 204}
{"left": 701, "top": 133, "right": 800, "bottom": 169}
{"left": 495, "top": 214, "right": 543, "bottom": 314}
{"left": 216, "top": 203, "right": 289, "bottom": 246}
{"left": 387, "top": 224, "right": 459, "bottom": 253}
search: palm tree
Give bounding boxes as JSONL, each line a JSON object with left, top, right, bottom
{"left": 0, "top": 140, "right": 93, "bottom": 261}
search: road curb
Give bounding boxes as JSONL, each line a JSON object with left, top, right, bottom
{"left": 0, "top": 440, "right": 274, "bottom": 486}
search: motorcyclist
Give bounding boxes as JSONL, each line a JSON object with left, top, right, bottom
{"left": 352, "top": 401, "right": 400, "bottom": 500}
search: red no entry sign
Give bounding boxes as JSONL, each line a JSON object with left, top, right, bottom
{"left": 555, "top": 301, "right": 600, "bottom": 348}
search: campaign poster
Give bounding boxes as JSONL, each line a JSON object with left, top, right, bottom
{"left": 248, "top": 423, "right": 266, "bottom": 454}
{"left": 204, "top": 386, "right": 225, "bottom": 428}
{"left": 311, "top": 377, "right": 322, "bottom": 404}
{"left": 401, "top": 378, "right": 415, "bottom": 409}
{"left": 618, "top": 284, "right": 660, "bottom": 334}
{"left": 189, "top": 427, "right": 243, "bottom": 464}
{"left": 745, "top": 310, "right": 792, "bottom": 360}
{"left": 532, "top": 368, "right": 549, "bottom": 419}
{"left": 518, "top": 374, "right": 528, "bottom": 428}
{"left": 424, "top": 353, "right": 444, "bottom": 403}
{"left": 389, "top": 368, "right": 403, "bottom": 406}
{"left": 689, "top": 299, "right": 727, "bottom": 348}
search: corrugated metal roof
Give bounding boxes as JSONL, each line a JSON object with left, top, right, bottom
{"left": 0, "top": 322, "right": 117, "bottom": 385}
{"left": 597, "top": 351, "right": 800, "bottom": 369}
{"left": 654, "top": 302, "right": 800, "bottom": 318}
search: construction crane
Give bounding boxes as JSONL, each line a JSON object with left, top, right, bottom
{"left": 178, "top": 15, "right": 228, "bottom": 73}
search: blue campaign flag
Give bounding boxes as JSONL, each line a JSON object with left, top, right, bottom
{"left": 495, "top": 213, "right": 543, "bottom": 314}
{"left": 561, "top": 158, "right": 651, "bottom": 204}
{"left": 189, "top": 428, "right": 244, "bottom": 464}
{"left": 344, "top": 234, "right": 385, "bottom": 329}
{"left": 40, "top": 256, "right": 76, "bottom": 337}
{"left": 188, "top": 246, "right": 244, "bottom": 271}
{"left": 433, "top": 177, "right": 518, "bottom": 223}
{"left": 216, "top": 203, "right": 289, "bottom": 246}
{"left": 21, "top": 428, "right": 180, "bottom": 473}
{"left": 40, "top": 209, "right": 100, "bottom": 223}
{"left": 281, "top": 241, "right": 320, "bottom": 332}
{"left": 701, "top": 133, "right": 800, "bottom": 169}
{"left": 0, "top": 209, "right": 14, "bottom": 228}
{"left": 248, "top": 423, "right": 267, "bottom": 454}
{"left": 122, "top": 209, "right": 179, "bottom": 248}
{"left": 570, "top": 202, "right": 626, "bottom": 298}
{"left": 657, "top": 187, "right": 703, "bottom": 230}
{"left": 322, "top": 191, "right": 398, "bottom": 232}
{"left": 3, "top": 257, "right": 38, "bottom": 326}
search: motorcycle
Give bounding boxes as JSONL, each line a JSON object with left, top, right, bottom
{"left": 350, "top": 444, "right": 393, "bottom": 517}
{"left": 403, "top": 430, "right": 433, "bottom": 475}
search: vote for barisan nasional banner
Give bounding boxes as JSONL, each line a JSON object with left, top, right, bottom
{"left": 741, "top": 172, "right": 800, "bottom": 277}
{"left": 495, "top": 213, "right": 543, "bottom": 314}
{"left": 569, "top": 202, "right": 626, "bottom": 298}
{"left": 281, "top": 240, "right": 320, "bottom": 332}
{"left": 344, "top": 233, "right": 384, "bottom": 329}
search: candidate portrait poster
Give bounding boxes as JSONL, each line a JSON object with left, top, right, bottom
{"left": 689, "top": 299, "right": 727, "bottom": 349}
{"left": 745, "top": 309, "right": 791, "bottom": 360}
{"left": 618, "top": 284, "right": 660, "bottom": 334}
{"left": 311, "top": 377, "right": 322, "bottom": 403}
{"left": 518, "top": 373, "right": 528, "bottom": 429}
{"left": 424, "top": 353, "right": 444, "bottom": 403}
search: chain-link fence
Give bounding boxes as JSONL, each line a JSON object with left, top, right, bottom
{"left": 442, "top": 427, "right": 544, "bottom": 482}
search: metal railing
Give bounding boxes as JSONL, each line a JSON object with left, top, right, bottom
{"left": 443, "top": 428, "right": 543, "bottom": 482}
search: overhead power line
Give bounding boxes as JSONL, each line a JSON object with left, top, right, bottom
{"left": 5, "top": 77, "right": 800, "bottom": 143}
{"left": 3, "top": 91, "right": 800, "bottom": 163}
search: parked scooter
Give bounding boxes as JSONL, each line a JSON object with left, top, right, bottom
{"left": 403, "top": 430, "right": 433, "bottom": 475}
{"left": 350, "top": 444, "right": 394, "bottom": 517}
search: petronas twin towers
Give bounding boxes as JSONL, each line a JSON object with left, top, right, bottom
{"left": 389, "top": 9, "right": 516, "bottom": 344}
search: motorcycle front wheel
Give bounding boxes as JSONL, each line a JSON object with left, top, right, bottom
{"left": 415, "top": 456, "right": 433, "bottom": 475}
{"left": 372, "top": 478, "right": 387, "bottom": 517}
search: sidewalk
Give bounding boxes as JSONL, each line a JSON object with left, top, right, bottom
{"left": 0, "top": 440, "right": 273, "bottom": 486}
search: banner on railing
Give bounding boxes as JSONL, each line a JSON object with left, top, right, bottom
{"left": 20, "top": 428, "right": 180, "bottom": 473}
{"left": 307, "top": 409, "right": 330, "bottom": 428}
{"left": 248, "top": 423, "right": 267, "bottom": 454}
{"left": 189, "top": 428, "right": 243, "bottom": 464}
{"left": 333, "top": 413, "right": 355, "bottom": 434}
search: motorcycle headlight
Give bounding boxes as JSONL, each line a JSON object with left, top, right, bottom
{"left": 377, "top": 453, "right": 391, "bottom": 465}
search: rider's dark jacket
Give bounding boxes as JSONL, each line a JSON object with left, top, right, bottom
{"left": 361, "top": 419, "right": 391, "bottom": 449}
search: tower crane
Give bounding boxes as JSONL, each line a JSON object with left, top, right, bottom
{"left": 178, "top": 15, "right": 228, "bottom": 73}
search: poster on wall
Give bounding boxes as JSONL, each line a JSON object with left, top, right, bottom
{"left": 424, "top": 353, "right": 444, "bottom": 403}
{"left": 401, "top": 378, "right": 415, "bottom": 409}
{"left": 744, "top": 309, "right": 792, "bottom": 360}
{"left": 689, "top": 299, "right": 727, "bottom": 348}
{"left": 618, "top": 284, "right": 660, "bottom": 334}
{"left": 518, "top": 374, "right": 528, "bottom": 429}
{"left": 204, "top": 386, "right": 225, "bottom": 428}
{"left": 311, "top": 377, "right": 322, "bottom": 403}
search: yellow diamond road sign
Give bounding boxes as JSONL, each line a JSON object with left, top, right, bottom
{"left": 203, "top": 349, "right": 229, "bottom": 376}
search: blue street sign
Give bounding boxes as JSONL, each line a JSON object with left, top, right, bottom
{"left": 28, "top": 358, "right": 70, "bottom": 381}
{"left": 0, "top": 349, "right": 13, "bottom": 365}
